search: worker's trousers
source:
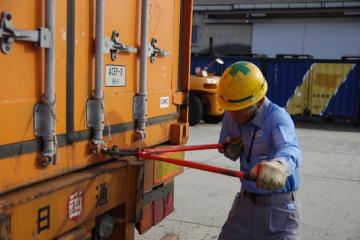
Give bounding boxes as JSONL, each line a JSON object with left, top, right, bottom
{"left": 218, "top": 192, "right": 300, "bottom": 240}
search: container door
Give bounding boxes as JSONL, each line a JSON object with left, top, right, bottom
{"left": 73, "top": 0, "right": 138, "bottom": 133}
{"left": 147, "top": 0, "right": 181, "bottom": 118}
{"left": 0, "top": 1, "right": 67, "bottom": 145}
{"left": 103, "top": 1, "right": 138, "bottom": 126}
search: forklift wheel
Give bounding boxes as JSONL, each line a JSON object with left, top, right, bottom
{"left": 189, "top": 94, "right": 203, "bottom": 126}
{"left": 203, "top": 114, "right": 223, "bottom": 124}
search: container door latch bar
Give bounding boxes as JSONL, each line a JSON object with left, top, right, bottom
{"left": 104, "top": 31, "right": 138, "bottom": 61}
{"left": 147, "top": 38, "right": 170, "bottom": 64}
{"left": 0, "top": 11, "right": 51, "bottom": 54}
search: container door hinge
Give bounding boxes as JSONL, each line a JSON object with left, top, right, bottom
{"left": 104, "top": 31, "right": 137, "bottom": 61}
{"left": 147, "top": 38, "right": 170, "bottom": 64}
{"left": 133, "top": 95, "right": 147, "bottom": 120}
{"left": 0, "top": 11, "right": 51, "bottom": 54}
{"left": 86, "top": 98, "right": 106, "bottom": 153}
{"left": 34, "top": 98, "right": 57, "bottom": 166}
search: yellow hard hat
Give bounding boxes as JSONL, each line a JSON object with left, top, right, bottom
{"left": 217, "top": 61, "right": 268, "bottom": 111}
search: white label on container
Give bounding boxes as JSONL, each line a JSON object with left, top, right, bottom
{"left": 68, "top": 191, "right": 83, "bottom": 220}
{"left": 160, "top": 96, "right": 170, "bottom": 108}
{"left": 105, "top": 65, "right": 126, "bottom": 87}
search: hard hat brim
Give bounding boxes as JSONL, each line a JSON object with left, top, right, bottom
{"left": 217, "top": 80, "right": 268, "bottom": 111}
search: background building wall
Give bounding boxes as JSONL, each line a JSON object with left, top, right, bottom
{"left": 192, "top": 13, "right": 252, "bottom": 55}
{"left": 252, "top": 18, "right": 360, "bottom": 59}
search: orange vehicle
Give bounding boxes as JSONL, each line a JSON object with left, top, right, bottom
{"left": 0, "top": 0, "right": 192, "bottom": 239}
{"left": 189, "top": 58, "right": 225, "bottom": 126}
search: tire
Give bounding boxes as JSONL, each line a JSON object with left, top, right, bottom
{"left": 203, "top": 114, "right": 224, "bottom": 124}
{"left": 189, "top": 94, "right": 203, "bottom": 126}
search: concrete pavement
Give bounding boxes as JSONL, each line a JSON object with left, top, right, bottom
{"left": 136, "top": 121, "right": 360, "bottom": 240}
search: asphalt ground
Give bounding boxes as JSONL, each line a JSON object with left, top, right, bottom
{"left": 136, "top": 121, "right": 360, "bottom": 240}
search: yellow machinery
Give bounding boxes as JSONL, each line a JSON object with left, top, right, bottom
{"left": 189, "top": 58, "right": 225, "bottom": 126}
{"left": 0, "top": 0, "right": 192, "bottom": 239}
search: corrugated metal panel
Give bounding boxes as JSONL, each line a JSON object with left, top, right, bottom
{"left": 308, "top": 63, "right": 355, "bottom": 115}
{"left": 322, "top": 64, "right": 360, "bottom": 122}
{"left": 191, "top": 55, "right": 360, "bottom": 124}
{"left": 266, "top": 59, "right": 311, "bottom": 110}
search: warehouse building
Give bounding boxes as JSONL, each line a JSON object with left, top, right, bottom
{"left": 192, "top": 0, "right": 360, "bottom": 59}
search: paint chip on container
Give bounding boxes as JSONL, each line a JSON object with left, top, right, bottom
{"left": 61, "top": 29, "right": 67, "bottom": 40}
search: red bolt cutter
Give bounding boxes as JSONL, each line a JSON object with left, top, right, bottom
{"left": 102, "top": 143, "right": 254, "bottom": 181}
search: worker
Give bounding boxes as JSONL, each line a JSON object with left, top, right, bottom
{"left": 217, "top": 61, "right": 302, "bottom": 240}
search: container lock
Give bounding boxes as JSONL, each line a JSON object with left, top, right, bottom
{"left": 103, "top": 31, "right": 137, "bottom": 61}
{"left": 0, "top": 11, "right": 51, "bottom": 54}
{"left": 147, "top": 38, "right": 170, "bottom": 64}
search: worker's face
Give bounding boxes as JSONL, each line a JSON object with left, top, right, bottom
{"left": 229, "top": 98, "right": 264, "bottom": 124}
{"left": 229, "top": 105, "right": 257, "bottom": 124}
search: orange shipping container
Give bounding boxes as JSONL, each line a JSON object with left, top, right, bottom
{"left": 0, "top": 0, "right": 193, "bottom": 239}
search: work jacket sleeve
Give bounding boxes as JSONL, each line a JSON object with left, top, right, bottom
{"left": 218, "top": 112, "right": 232, "bottom": 144}
{"left": 270, "top": 119, "right": 302, "bottom": 176}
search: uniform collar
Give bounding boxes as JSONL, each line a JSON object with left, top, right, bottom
{"left": 250, "top": 97, "right": 270, "bottom": 128}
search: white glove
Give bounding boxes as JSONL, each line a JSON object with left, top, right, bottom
{"left": 220, "top": 137, "right": 242, "bottom": 161}
{"left": 250, "top": 161, "right": 287, "bottom": 190}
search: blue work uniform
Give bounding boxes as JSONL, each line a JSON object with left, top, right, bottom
{"left": 218, "top": 97, "right": 302, "bottom": 240}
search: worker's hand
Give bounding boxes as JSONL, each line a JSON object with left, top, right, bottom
{"left": 250, "top": 161, "right": 287, "bottom": 190}
{"left": 220, "top": 137, "right": 242, "bottom": 161}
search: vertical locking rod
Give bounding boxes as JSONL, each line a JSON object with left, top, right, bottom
{"left": 39, "top": 0, "right": 57, "bottom": 165}
{"left": 135, "top": 0, "right": 149, "bottom": 140}
{"left": 88, "top": 0, "right": 106, "bottom": 153}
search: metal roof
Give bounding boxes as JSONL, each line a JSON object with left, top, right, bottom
{"left": 193, "top": 0, "right": 360, "bottom": 12}
{"left": 195, "top": 0, "right": 359, "bottom": 4}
